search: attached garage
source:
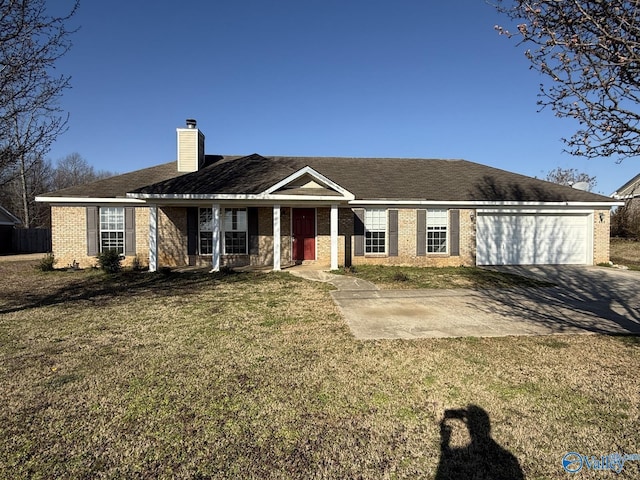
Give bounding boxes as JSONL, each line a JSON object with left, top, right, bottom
{"left": 476, "top": 211, "right": 593, "bottom": 266}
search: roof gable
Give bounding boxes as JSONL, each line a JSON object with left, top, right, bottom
{"left": 612, "top": 172, "right": 640, "bottom": 199}
{"left": 263, "top": 166, "right": 354, "bottom": 199}
{"left": 0, "top": 206, "right": 21, "bottom": 226}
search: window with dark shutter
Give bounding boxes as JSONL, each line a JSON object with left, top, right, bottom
{"left": 86, "top": 207, "right": 99, "bottom": 256}
{"left": 388, "top": 209, "right": 398, "bottom": 257}
{"left": 449, "top": 209, "right": 460, "bottom": 256}
{"left": 353, "top": 209, "right": 365, "bottom": 256}
{"left": 416, "top": 209, "right": 426, "bottom": 256}
{"left": 248, "top": 207, "right": 259, "bottom": 255}
{"left": 187, "top": 207, "right": 198, "bottom": 256}
{"left": 124, "top": 207, "right": 136, "bottom": 256}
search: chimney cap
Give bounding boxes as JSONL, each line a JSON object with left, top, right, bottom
{"left": 186, "top": 118, "right": 197, "bottom": 129}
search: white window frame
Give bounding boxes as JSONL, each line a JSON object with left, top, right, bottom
{"left": 427, "top": 209, "right": 448, "bottom": 254}
{"left": 222, "top": 208, "right": 248, "bottom": 255}
{"left": 199, "top": 207, "right": 214, "bottom": 255}
{"left": 99, "top": 207, "right": 125, "bottom": 255}
{"left": 364, "top": 208, "right": 387, "bottom": 254}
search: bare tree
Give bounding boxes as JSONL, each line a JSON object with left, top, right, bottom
{"left": 545, "top": 167, "right": 597, "bottom": 191}
{"left": 0, "top": 0, "right": 78, "bottom": 174}
{"left": 51, "top": 152, "right": 115, "bottom": 191}
{"left": 0, "top": 153, "right": 115, "bottom": 228}
{"left": 0, "top": 155, "right": 53, "bottom": 228}
{"left": 493, "top": 0, "right": 640, "bottom": 161}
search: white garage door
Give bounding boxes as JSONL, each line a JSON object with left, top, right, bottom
{"left": 476, "top": 213, "right": 591, "bottom": 265}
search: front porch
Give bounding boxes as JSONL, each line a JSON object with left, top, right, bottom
{"left": 148, "top": 204, "right": 347, "bottom": 273}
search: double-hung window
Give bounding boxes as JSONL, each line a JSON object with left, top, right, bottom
{"left": 365, "top": 209, "right": 386, "bottom": 254}
{"left": 198, "top": 207, "right": 248, "bottom": 255}
{"left": 427, "top": 209, "right": 448, "bottom": 253}
{"left": 199, "top": 208, "right": 214, "bottom": 255}
{"left": 223, "top": 208, "right": 247, "bottom": 254}
{"left": 100, "top": 207, "right": 125, "bottom": 254}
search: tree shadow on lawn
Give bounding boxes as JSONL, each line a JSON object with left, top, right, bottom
{"left": 472, "top": 266, "right": 640, "bottom": 335}
{"left": 0, "top": 268, "right": 243, "bottom": 315}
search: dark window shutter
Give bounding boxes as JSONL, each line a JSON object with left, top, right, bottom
{"left": 354, "top": 208, "right": 365, "bottom": 256}
{"left": 86, "top": 207, "right": 99, "bottom": 256}
{"left": 450, "top": 209, "right": 460, "bottom": 256}
{"left": 124, "top": 207, "right": 136, "bottom": 256}
{"left": 187, "top": 207, "right": 198, "bottom": 256}
{"left": 416, "top": 209, "right": 426, "bottom": 256}
{"left": 248, "top": 207, "right": 259, "bottom": 255}
{"left": 388, "top": 209, "right": 398, "bottom": 256}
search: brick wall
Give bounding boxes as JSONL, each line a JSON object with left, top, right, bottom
{"left": 53, "top": 204, "right": 609, "bottom": 270}
{"left": 593, "top": 209, "right": 611, "bottom": 264}
{"left": 253, "top": 207, "right": 291, "bottom": 267}
{"left": 134, "top": 207, "right": 150, "bottom": 267}
{"left": 51, "top": 206, "right": 88, "bottom": 268}
{"left": 157, "top": 206, "right": 293, "bottom": 269}
{"left": 349, "top": 208, "right": 477, "bottom": 267}
{"left": 158, "top": 207, "right": 188, "bottom": 267}
{"left": 51, "top": 205, "right": 150, "bottom": 269}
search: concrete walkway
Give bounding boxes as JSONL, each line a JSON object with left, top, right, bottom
{"left": 288, "top": 268, "right": 378, "bottom": 291}
{"left": 288, "top": 266, "right": 640, "bottom": 340}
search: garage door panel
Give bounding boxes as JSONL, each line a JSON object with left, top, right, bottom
{"left": 476, "top": 214, "right": 589, "bottom": 265}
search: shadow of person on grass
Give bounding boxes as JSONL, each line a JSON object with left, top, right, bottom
{"left": 435, "top": 405, "right": 524, "bottom": 480}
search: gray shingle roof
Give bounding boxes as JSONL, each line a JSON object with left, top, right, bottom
{"left": 132, "top": 154, "right": 613, "bottom": 203}
{"left": 40, "top": 153, "right": 615, "bottom": 203}
{"left": 41, "top": 161, "right": 182, "bottom": 198}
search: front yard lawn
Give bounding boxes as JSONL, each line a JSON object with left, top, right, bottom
{"left": 611, "top": 237, "right": 640, "bottom": 271}
{"left": 0, "top": 261, "right": 638, "bottom": 479}
{"left": 339, "top": 264, "right": 553, "bottom": 289}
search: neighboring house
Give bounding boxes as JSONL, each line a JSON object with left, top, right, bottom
{"left": 612, "top": 173, "right": 640, "bottom": 206}
{"left": 0, "top": 206, "right": 21, "bottom": 254}
{"left": 611, "top": 173, "right": 640, "bottom": 238}
{"left": 37, "top": 119, "right": 622, "bottom": 271}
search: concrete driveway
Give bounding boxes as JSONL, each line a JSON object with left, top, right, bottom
{"left": 295, "top": 266, "right": 640, "bottom": 339}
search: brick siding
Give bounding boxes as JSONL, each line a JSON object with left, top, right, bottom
{"left": 593, "top": 209, "right": 611, "bottom": 264}
{"left": 51, "top": 205, "right": 149, "bottom": 269}
{"left": 349, "top": 208, "right": 477, "bottom": 267}
{"left": 53, "top": 204, "right": 612, "bottom": 269}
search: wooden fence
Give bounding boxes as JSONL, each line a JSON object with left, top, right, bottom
{"left": 12, "top": 228, "right": 52, "bottom": 253}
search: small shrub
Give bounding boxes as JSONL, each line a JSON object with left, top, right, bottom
{"left": 220, "top": 265, "right": 236, "bottom": 275}
{"left": 131, "top": 254, "right": 144, "bottom": 271}
{"left": 158, "top": 266, "right": 172, "bottom": 275}
{"left": 37, "top": 253, "right": 56, "bottom": 272}
{"left": 96, "top": 249, "right": 122, "bottom": 274}
{"left": 392, "top": 271, "right": 410, "bottom": 282}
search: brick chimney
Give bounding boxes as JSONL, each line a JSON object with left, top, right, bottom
{"left": 176, "top": 118, "right": 205, "bottom": 172}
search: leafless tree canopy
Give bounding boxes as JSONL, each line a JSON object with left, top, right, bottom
{"left": 545, "top": 166, "right": 597, "bottom": 191}
{"left": 0, "top": 0, "right": 78, "bottom": 172}
{"left": 0, "top": 153, "right": 115, "bottom": 228}
{"left": 494, "top": 0, "right": 640, "bottom": 161}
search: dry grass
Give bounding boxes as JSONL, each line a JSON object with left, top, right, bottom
{"left": 340, "top": 265, "right": 553, "bottom": 290}
{"left": 611, "top": 238, "right": 640, "bottom": 270}
{"left": 1, "top": 261, "right": 639, "bottom": 479}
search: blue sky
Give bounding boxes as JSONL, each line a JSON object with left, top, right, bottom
{"left": 48, "top": 0, "right": 638, "bottom": 196}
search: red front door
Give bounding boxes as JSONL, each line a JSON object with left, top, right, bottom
{"left": 292, "top": 208, "right": 316, "bottom": 261}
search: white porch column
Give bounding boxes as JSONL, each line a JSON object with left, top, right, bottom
{"left": 330, "top": 204, "right": 339, "bottom": 270}
{"left": 211, "top": 204, "right": 221, "bottom": 272}
{"left": 273, "top": 204, "right": 281, "bottom": 271}
{"left": 148, "top": 205, "right": 158, "bottom": 272}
